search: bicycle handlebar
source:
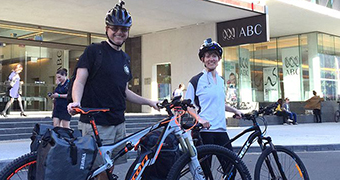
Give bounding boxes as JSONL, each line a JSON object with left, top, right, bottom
{"left": 157, "top": 96, "right": 195, "bottom": 116}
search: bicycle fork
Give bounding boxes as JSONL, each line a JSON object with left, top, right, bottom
{"left": 262, "top": 137, "right": 288, "bottom": 180}
{"left": 177, "top": 131, "right": 206, "bottom": 180}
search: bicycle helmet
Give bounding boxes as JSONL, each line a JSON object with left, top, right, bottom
{"left": 105, "top": 0, "right": 132, "bottom": 27}
{"left": 198, "top": 38, "right": 223, "bottom": 59}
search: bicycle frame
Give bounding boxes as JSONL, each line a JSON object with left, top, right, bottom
{"left": 86, "top": 110, "right": 205, "bottom": 180}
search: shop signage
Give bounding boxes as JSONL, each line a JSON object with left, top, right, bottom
{"left": 282, "top": 47, "right": 301, "bottom": 101}
{"left": 238, "top": 48, "right": 252, "bottom": 102}
{"left": 263, "top": 67, "right": 279, "bottom": 101}
{"left": 217, "top": 14, "right": 269, "bottom": 47}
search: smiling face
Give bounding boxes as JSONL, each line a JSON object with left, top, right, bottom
{"left": 201, "top": 51, "right": 221, "bottom": 71}
{"left": 106, "top": 25, "right": 129, "bottom": 46}
{"left": 56, "top": 73, "right": 66, "bottom": 84}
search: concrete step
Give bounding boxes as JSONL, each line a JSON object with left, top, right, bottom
{"left": 0, "top": 114, "right": 166, "bottom": 141}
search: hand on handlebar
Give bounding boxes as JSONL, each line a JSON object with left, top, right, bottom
{"left": 148, "top": 100, "right": 160, "bottom": 111}
{"left": 67, "top": 102, "right": 81, "bottom": 116}
{"left": 232, "top": 113, "right": 243, "bottom": 119}
{"left": 198, "top": 118, "right": 211, "bottom": 129}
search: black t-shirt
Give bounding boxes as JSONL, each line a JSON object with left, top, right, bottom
{"left": 54, "top": 79, "right": 69, "bottom": 110}
{"left": 77, "top": 41, "right": 132, "bottom": 125}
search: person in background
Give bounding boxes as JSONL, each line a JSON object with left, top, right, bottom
{"left": 173, "top": 83, "right": 185, "bottom": 99}
{"left": 305, "top": 90, "right": 324, "bottom": 123}
{"left": 275, "top": 98, "right": 292, "bottom": 125}
{"left": 1, "top": 64, "right": 26, "bottom": 117}
{"left": 283, "top": 97, "right": 298, "bottom": 125}
{"left": 50, "top": 68, "right": 71, "bottom": 128}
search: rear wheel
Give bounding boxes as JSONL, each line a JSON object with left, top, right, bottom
{"left": 254, "top": 145, "right": 309, "bottom": 180}
{"left": 0, "top": 152, "right": 37, "bottom": 180}
{"left": 166, "top": 144, "right": 251, "bottom": 180}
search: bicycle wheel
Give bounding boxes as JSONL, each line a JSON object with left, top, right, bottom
{"left": 0, "top": 152, "right": 37, "bottom": 180}
{"left": 166, "top": 144, "right": 251, "bottom": 180}
{"left": 334, "top": 110, "right": 340, "bottom": 122}
{"left": 254, "top": 145, "right": 309, "bottom": 180}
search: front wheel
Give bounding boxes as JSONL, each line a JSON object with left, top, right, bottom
{"left": 0, "top": 152, "right": 37, "bottom": 180}
{"left": 254, "top": 145, "right": 309, "bottom": 180}
{"left": 166, "top": 144, "right": 251, "bottom": 180}
{"left": 334, "top": 110, "right": 340, "bottom": 122}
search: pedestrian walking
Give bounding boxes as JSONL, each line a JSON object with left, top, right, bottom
{"left": 1, "top": 64, "right": 26, "bottom": 117}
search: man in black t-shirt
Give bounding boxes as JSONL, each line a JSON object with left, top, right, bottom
{"left": 67, "top": 1, "right": 158, "bottom": 178}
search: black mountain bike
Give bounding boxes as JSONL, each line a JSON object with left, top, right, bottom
{"left": 0, "top": 97, "right": 251, "bottom": 180}
{"left": 189, "top": 106, "right": 309, "bottom": 180}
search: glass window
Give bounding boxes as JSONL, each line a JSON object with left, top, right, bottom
{"left": 0, "top": 39, "right": 85, "bottom": 111}
{"left": 318, "top": 33, "right": 335, "bottom": 55}
{"left": 157, "top": 64, "right": 171, "bottom": 101}
{"left": 277, "top": 35, "right": 303, "bottom": 101}
{"left": 91, "top": 34, "right": 106, "bottom": 44}
{"left": 253, "top": 39, "right": 279, "bottom": 102}
{"left": 0, "top": 21, "right": 89, "bottom": 46}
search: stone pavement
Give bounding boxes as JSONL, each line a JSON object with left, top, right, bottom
{"left": 1, "top": 122, "right": 340, "bottom": 176}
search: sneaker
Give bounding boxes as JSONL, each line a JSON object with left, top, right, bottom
{"left": 293, "top": 122, "right": 298, "bottom": 125}
{"left": 287, "top": 119, "right": 293, "bottom": 123}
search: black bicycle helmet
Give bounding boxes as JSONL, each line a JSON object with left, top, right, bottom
{"left": 105, "top": 0, "right": 132, "bottom": 27}
{"left": 198, "top": 38, "right": 223, "bottom": 59}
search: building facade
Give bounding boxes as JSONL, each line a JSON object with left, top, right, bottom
{"left": 0, "top": 0, "right": 340, "bottom": 113}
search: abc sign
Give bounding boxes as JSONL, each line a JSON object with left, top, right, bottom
{"left": 222, "top": 24, "right": 263, "bottom": 41}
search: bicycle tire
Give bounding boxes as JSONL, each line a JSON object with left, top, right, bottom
{"left": 334, "top": 110, "right": 340, "bottom": 122}
{"left": 254, "top": 145, "right": 309, "bottom": 180}
{"left": 166, "top": 144, "right": 251, "bottom": 180}
{"left": 0, "top": 152, "right": 37, "bottom": 180}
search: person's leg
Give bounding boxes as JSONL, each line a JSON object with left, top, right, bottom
{"left": 292, "top": 112, "right": 297, "bottom": 124}
{"left": 53, "top": 117, "right": 61, "bottom": 127}
{"left": 17, "top": 96, "right": 26, "bottom": 116}
{"left": 287, "top": 112, "right": 293, "bottom": 120}
{"left": 200, "top": 132, "right": 215, "bottom": 145}
{"left": 2, "top": 98, "right": 14, "bottom": 116}
{"left": 95, "top": 123, "right": 126, "bottom": 180}
{"left": 313, "top": 109, "right": 318, "bottom": 123}
{"left": 60, "top": 120, "right": 70, "bottom": 128}
{"left": 215, "top": 132, "right": 233, "bottom": 151}
{"left": 276, "top": 111, "right": 284, "bottom": 124}
{"left": 315, "top": 109, "right": 322, "bottom": 123}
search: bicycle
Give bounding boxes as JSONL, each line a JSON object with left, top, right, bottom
{"left": 0, "top": 97, "right": 251, "bottom": 180}
{"left": 188, "top": 106, "right": 309, "bottom": 180}
{"left": 334, "top": 101, "right": 340, "bottom": 122}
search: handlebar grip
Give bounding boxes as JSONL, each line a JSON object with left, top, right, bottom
{"left": 232, "top": 114, "right": 243, "bottom": 119}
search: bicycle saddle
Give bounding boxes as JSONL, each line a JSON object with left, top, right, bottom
{"left": 73, "top": 107, "right": 110, "bottom": 115}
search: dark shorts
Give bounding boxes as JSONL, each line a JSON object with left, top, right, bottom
{"left": 52, "top": 108, "right": 71, "bottom": 121}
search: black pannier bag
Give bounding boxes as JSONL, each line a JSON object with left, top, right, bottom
{"left": 28, "top": 124, "right": 54, "bottom": 180}
{"left": 129, "top": 130, "right": 181, "bottom": 180}
{"left": 36, "top": 127, "right": 97, "bottom": 180}
{"left": 30, "top": 123, "right": 54, "bottom": 152}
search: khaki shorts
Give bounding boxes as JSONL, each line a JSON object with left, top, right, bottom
{"left": 79, "top": 121, "right": 127, "bottom": 166}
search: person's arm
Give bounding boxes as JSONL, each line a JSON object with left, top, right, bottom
{"left": 125, "top": 83, "right": 159, "bottom": 110}
{"left": 51, "top": 93, "right": 67, "bottom": 99}
{"left": 225, "top": 104, "right": 242, "bottom": 117}
{"left": 187, "top": 107, "right": 210, "bottom": 128}
{"left": 67, "top": 68, "right": 89, "bottom": 115}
